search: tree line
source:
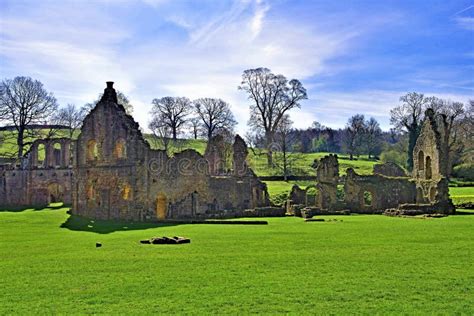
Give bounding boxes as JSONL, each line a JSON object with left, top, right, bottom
{"left": 0, "top": 74, "right": 472, "bottom": 180}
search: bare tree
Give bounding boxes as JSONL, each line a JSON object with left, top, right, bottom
{"left": 431, "top": 98, "right": 467, "bottom": 176}
{"left": 239, "top": 68, "right": 307, "bottom": 166}
{"left": 52, "top": 104, "right": 85, "bottom": 139}
{"left": 343, "top": 114, "right": 366, "bottom": 160}
{"left": 0, "top": 76, "right": 58, "bottom": 158}
{"left": 461, "top": 100, "right": 474, "bottom": 164}
{"left": 194, "top": 98, "right": 237, "bottom": 140}
{"left": 273, "top": 115, "right": 298, "bottom": 180}
{"left": 365, "top": 117, "right": 382, "bottom": 159}
{"left": 83, "top": 90, "right": 134, "bottom": 115}
{"left": 150, "top": 97, "right": 192, "bottom": 141}
{"left": 390, "top": 92, "right": 433, "bottom": 171}
{"left": 189, "top": 117, "right": 201, "bottom": 140}
{"left": 148, "top": 117, "right": 172, "bottom": 153}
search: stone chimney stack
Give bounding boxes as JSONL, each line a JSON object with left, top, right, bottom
{"left": 100, "top": 81, "right": 118, "bottom": 104}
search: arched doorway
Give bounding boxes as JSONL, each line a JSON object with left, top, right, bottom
{"left": 156, "top": 193, "right": 167, "bottom": 219}
{"left": 363, "top": 191, "right": 373, "bottom": 207}
{"left": 48, "top": 183, "right": 62, "bottom": 203}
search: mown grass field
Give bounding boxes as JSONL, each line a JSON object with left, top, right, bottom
{"left": 1, "top": 207, "right": 473, "bottom": 314}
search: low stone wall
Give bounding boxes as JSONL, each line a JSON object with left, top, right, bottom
{"left": 241, "top": 207, "right": 286, "bottom": 217}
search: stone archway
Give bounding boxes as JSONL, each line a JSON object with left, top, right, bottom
{"left": 156, "top": 193, "right": 167, "bottom": 220}
{"left": 48, "top": 183, "right": 63, "bottom": 203}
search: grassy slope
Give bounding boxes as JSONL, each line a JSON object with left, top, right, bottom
{"left": 0, "top": 208, "right": 472, "bottom": 314}
{"left": 450, "top": 186, "right": 474, "bottom": 205}
{"left": 247, "top": 151, "right": 377, "bottom": 176}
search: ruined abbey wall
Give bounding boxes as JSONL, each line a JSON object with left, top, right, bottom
{"left": 0, "top": 138, "right": 72, "bottom": 207}
{"left": 71, "top": 82, "right": 269, "bottom": 221}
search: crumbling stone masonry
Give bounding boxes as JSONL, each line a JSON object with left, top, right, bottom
{"left": 373, "top": 162, "right": 407, "bottom": 177}
{"left": 344, "top": 168, "right": 415, "bottom": 213}
{"left": 0, "top": 138, "right": 72, "bottom": 207}
{"left": 1, "top": 82, "right": 269, "bottom": 219}
{"left": 396, "top": 108, "right": 455, "bottom": 214}
{"left": 287, "top": 154, "right": 340, "bottom": 215}
{"left": 287, "top": 109, "right": 454, "bottom": 215}
{"left": 71, "top": 82, "right": 269, "bottom": 221}
{"left": 315, "top": 154, "right": 339, "bottom": 211}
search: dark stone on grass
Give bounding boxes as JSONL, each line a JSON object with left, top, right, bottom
{"left": 149, "top": 236, "right": 190, "bottom": 244}
{"left": 305, "top": 218, "right": 324, "bottom": 222}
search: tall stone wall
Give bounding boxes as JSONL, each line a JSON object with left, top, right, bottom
{"left": 71, "top": 82, "right": 269, "bottom": 221}
{"left": 0, "top": 138, "right": 72, "bottom": 208}
{"left": 344, "top": 168, "right": 415, "bottom": 213}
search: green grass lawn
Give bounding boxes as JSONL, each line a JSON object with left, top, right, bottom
{"left": 0, "top": 207, "right": 473, "bottom": 314}
{"left": 247, "top": 151, "right": 378, "bottom": 176}
{"left": 450, "top": 186, "right": 474, "bottom": 205}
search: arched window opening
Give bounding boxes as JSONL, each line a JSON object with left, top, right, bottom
{"left": 53, "top": 142, "right": 62, "bottom": 167}
{"left": 86, "top": 183, "right": 95, "bottom": 200}
{"left": 87, "top": 140, "right": 98, "bottom": 161}
{"left": 122, "top": 184, "right": 131, "bottom": 200}
{"left": 306, "top": 187, "right": 317, "bottom": 206}
{"left": 364, "top": 191, "right": 373, "bottom": 206}
{"left": 418, "top": 151, "right": 424, "bottom": 170}
{"left": 425, "top": 156, "right": 432, "bottom": 180}
{"left": 114, "top": 139, "right": 126, "bottom": 159}
{"left": 156, "top": 193, "right": 167, "bottom": 219}
{"left": 37, "top": 143, "right": 45, "bottom": 168}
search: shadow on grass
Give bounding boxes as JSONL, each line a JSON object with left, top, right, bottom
{"left": 0, "top": 202, "right": 67, "bottom": 212}
{"left": 454, "top": 209, "right": 474, "bottom": 215}
{"left": 60, "top": 214, "right": 179, "bottom": 234}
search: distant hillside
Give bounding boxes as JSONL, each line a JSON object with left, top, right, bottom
{"left": 0, "top": 124, "right": 70, "bottom": 131}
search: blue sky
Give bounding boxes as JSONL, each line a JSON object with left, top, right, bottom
{"left": 1, "top": 0, "right": 473, "bottom": 134}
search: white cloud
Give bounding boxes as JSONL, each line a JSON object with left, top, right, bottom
{"left": 455, "top": 16, "right": 474, "bottom": 31}
{"left": 3, "top": 0, "right": 468, "bottom": 137}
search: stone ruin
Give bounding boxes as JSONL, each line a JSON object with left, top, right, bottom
{"left": 288, "top": 154, "right": 342, "bottom": 217}
{"left": 0, "top": 83, "right": 455, "bottom": 218}
{"left": 287, "top": 109, "right": 455, "bottom": 216}
{"left": 394, "top": 108, "right": 455, "bottom": 215}
{"left": 0, "top": 138, "right": 73, "bottom": 206}
{"left": 0, "top": 82, "right": 270, "bottom": 220}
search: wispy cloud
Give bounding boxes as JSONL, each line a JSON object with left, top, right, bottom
{"left": 0, "top": 0, "right": 472, "bottom": 134}
{"left": 455, "top": 16, "right": 474, "bottom": 31}
{"left": 452, "top": 4, "right": 474, "bottom": 17}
